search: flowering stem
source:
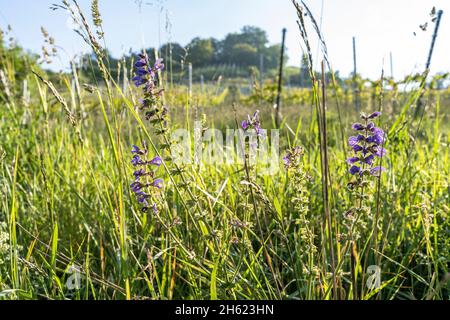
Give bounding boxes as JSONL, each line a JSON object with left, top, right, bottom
{"left": 233, "top": 107, "right": 283, "bottom": 298}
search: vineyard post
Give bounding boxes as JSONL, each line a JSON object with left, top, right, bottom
{"left": 415, "top": 9, "right": 443, "bottom": 118}
{"left": 275, "top": 28, "right": 287, "bottom": 128}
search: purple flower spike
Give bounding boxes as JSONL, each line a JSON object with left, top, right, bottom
{"left": 131, "top": 145, "right": 140, "bottom": 154}
{"left": 372, "top": 127, "right": 384, "bottom": 136}
{"left": 352, "top": 144, "right": 363, "bottom": 152}
{"left": 346, "top": 157, "right": 359, "bottom": 164}
{"left": 368, "top": 111, "right": 381, "bottom": 119}
{"left": 130, "top": 181, "right": 143, "bottom": 193}
{"left": 136, "top": 191, "right": 150, "bottom": 204}
{"left": 153, "top": 58, "right": 165, "bottom": 72}
{"left": 133, "top": 169, "right": 146, "bottom": 180}
{"left": 348, "top": 135, "right": 364, "bottom": 146}
{"left": 130, "top": 53, "right": 166, "bottom": 212}
{"left": 374, "top": 146, "right": 386, "bottom": 158}
{"left": 367, "top": 134, "right": 384, "bottom": 145}
{"left": 132, "top": 76, "right": 146, "bottom": 87}
{"left": 254, "top": 123, "right": 262, "bottom": 136}
{"left": 283, "top": 146, "right": 304, "bottom": 169}
{"left": 363, "top": 154, "right": 375, "bottom": 165}
{"left": 370, "top": 166, "right": 386, "bottom": 176}
{"left": 283, "top": 155, "right": 291, "bottom": 167}
{"left": 135, "top": 56, "right": 147, "bottom": 68}
{"left": 151, "top": 179, "right": 164, "bottom": 189}
{"left": 136, "top": 68, "right": 149, "bottom": 76}
{"left": 347, "top": 112, "right": 387, "bottom": 178}
{"left": 135, "top": 61, "right": 146, "bottom": 68}
{"left": 131, "top": 155, "right": 144, "bottom": 166}
{"left": 131, "top": 145, "right": 147, "bottom": 155}
{"left": 241, "top": 110, "right": 262, "bottom": 136}
{"left": 151, "top": 203, "right": 158, "bottom": 214}
{"left": 349, "top": 165, "right": 360, "bottom": 175}
{"left": 352, "top": 123, "right": 365, "bottom": 131}
{"left": 149, "top": 156, "right": 163, "bottom": 167}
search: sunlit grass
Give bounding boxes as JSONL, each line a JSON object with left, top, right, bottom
{"left": 0, "top": 0, "right": 449, "bottom": 300}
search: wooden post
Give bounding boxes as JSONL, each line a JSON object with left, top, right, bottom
{"left": 389, "top": 52, "right": 394, "bottom": 79}
{"left": 415, "top": 9, "right": 443, "bottom": 118}
{"left": 275, "top": 28, "right": 287, "bottom": 128}
{"left": 425, "top": 10, "right": 443, "bottom": 70}
{"left": 352, "top": 37, "right": 357, "bottom": 77}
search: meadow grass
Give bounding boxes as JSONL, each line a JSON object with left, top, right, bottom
{"left": 0, "top": 0, "right": 449, "bottom": 300}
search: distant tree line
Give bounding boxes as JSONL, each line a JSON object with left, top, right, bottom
{"left": 80, "top": 25, "right": 290, "bottom": 83}
{"left": 83, "top": 25, "right": 450, "bottom": 89}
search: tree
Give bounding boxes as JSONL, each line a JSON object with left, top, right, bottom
{"left": 240, "top": 26, "right": 268, "bottom": 51}
{"left": 159, "top": 42, "right": 186, "bottom": 72}
{"left": 262, "top": 44, "right": 283, "bottom": 70}
{"left": 76, "top": 25, "right": 291, "bottom": 83}
{"left": 229, "top": 43, "right": 257, "bottom": 66}
{"left": 186, "top": 37, "right": 215, "bottom": 67}
{"left": 221, "top": 25, "right": 268, "bottom": 66}
{"left": 299, "top": 53, "right": 310, "bottom": 87}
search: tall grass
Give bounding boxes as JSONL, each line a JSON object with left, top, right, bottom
{"left": 0, "top": 0, "right": 448, "bottom": 300}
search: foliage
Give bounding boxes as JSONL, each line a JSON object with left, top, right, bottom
{"left": 0, "top": 1, "right": 449, "bottom": 301}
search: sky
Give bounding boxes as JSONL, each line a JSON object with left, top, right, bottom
{"left": 0, "top": 0, "right": 449, "bottom": 80}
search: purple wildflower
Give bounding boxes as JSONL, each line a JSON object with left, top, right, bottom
{"left": 362, "top": 154, "right": 374, "bottom": 165}
{"left": 361, "top": 111, "right": 382, "bottom": 120}
{"left": 346, "top": 157, "right": 359, "bottom": 164}
{"left": 373, "top": 146, "right": 386, "bottom": 158}
{"left": 347, "top": 111, "right": 387, "bottom": 177}
{"left": 348, "top": 135, "right": 364, "bottom": 147}
{"left": 241, "top": 120, "right": 249, "bottom": 131}
{"left": 283, "top": 146, "right": 304, "bottom": 169}
{"left": 131, "top": 155, "right": 144, "bottom": 166}
{"left": 242, "top": 110, "right": 262, "bottom": 136}
{"left": 349, "top": 165, "right": 360, "bottom": 175}
{"left": 153, "top": 58, "right": 165, "bottom": 72}
{"left": 135, "top": 58, "right": 147, "bottom": 68}
{"left": 132, "top": 145, "right": 147, "bottom": 155}
{"left": 132, "top": 53, "right": 165, "bottom": 113}
{"left": 370, "top": 166, "right": 386, "bottom": 176}
{"left": 150, "top": 179, "right": 164, "bottom": 189}
{"left": 130, "top": 53, "right": 166, "bottom": 213}
{"left": 367, "top": 134, "right": 383, "bottom": 145}
{"left": 352, "top": 144, "right": 364, "bottom": 153}
{"left": 130, "top": 143, "right": 163, "bottom": 212}
{"left": 130, "top": 181, "right": 143, "bottom": 193}
{"left": 149, "top": 156, "right": 162, "bottom": 167}
{"left": 283, "top": 155, "right": 291, "bottom": 167}
{"left": 368, "top": 111, "right": 381, "bottom": 119}
{"left": 131, "top": 145, "right": 139, "bottom": 153}
{"left": 136, "top": 191, "right": 149, "bottom": 204}
{"left": 352, "top": 123, "right": 365, "bottom": 131}
{"left": 133, "top": 168, "right": 146, "bottom": 180}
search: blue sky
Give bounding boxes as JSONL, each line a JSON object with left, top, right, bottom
{"left": 0, "top": 0, "right": 449, "bottom": 79}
